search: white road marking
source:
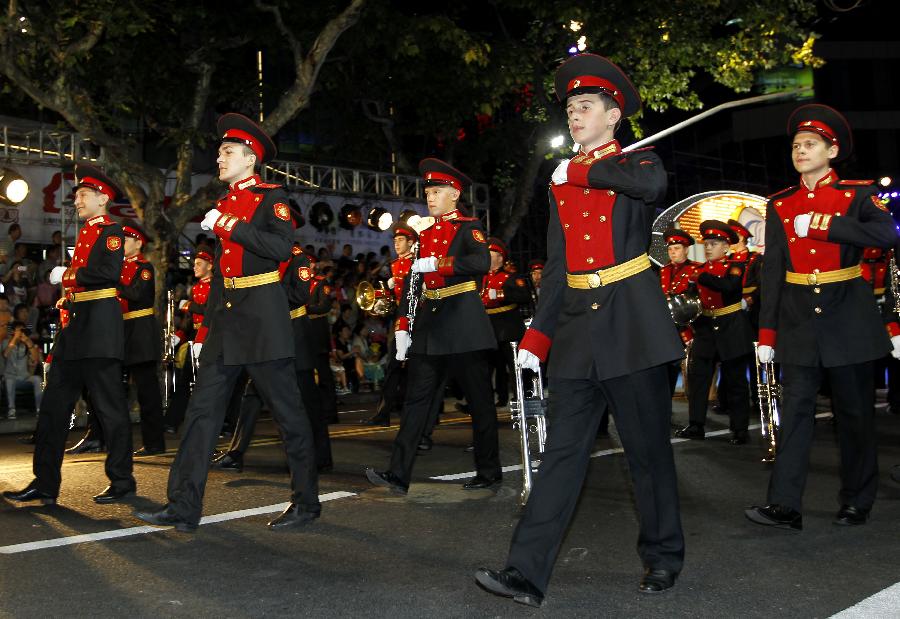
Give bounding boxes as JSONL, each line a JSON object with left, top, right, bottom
{"left": 0, "top": 491, "right": 356, "bottom": 555}
{"left": 830, "top": 582, "right": 900, "bottom": 618}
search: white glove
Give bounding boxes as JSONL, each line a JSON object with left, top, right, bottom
{"left": 170, "top": 334, "right": 181, "bottom": 348}
{"left": 794, "top": 213, "right": 812, "bottom": 238}
{"left": 741, "top": 298, "right": 748, "bottom": 311}
{"left": 387, "top": 277, "right": 396, "bottom": 289}
{"left": 395, "top": 330, "right": 411, "bottom": 361}
{"left": 178, "top": 299, "right": 189, "bottom": 310}
{"left": 200, "top": 208, "right": 222, "bottom": 231}
{"left": 49, "top": 266, "right": 67, "bottom": 285}
{"left": 192, "top": 342, "right": 203, "bottom": 358}
{"left": 411, "top": 257, "right": 438, "bottom": 274}
{"left": 516, "top": 348, "right": 540, "bottom": 372}
{"left": 891, "top": 335, "right": 900, "bottom": 360}
{"left": 488, "top": 288, "right": 498, "bottom": 300}
{"left": 551, "top": 159, "right": 570, "bottom": 185}
{"left": 757, "top": 344, "right": 775, "bottom": 364}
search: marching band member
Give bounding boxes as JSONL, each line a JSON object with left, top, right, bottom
{"left": 117, "top": 222, "right": 166, "bottom": 456}
{"left": 135, "top": 113, "right": 319, "bottom": 531}
{"left": 659, "top": 226, "right": 701, "bottom": 394}
{"left": 164, "top": 250, "right": 213, "bottom": 432}
{"left": 4, "top": 165, "right": 135, "bottom": 505}
{"left": 363, "top": 224, "right": 417, "bottom": 426}
{"left": 476, "top": 54, "right": 685, "bottom": 605}
{"left": 746, "top": 104, "right": 898, "bottom": 531}
{"left": 212, "top": 240, "right": 333, "bottom": 473}
{"left": 365, "top": 158, "right": 501, "bottom": 493}
{"left": 675, "top": 220, "right": 753, "bottom": 444}
{"left": 481, "top": 237, "right": 529, "bottom": 407}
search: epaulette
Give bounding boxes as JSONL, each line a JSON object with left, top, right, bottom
{"left": 837, "top": 179, "right": 874, "bottom": 186}
{"left": 98, "top": 220, "right": 118, "bottom": 227}
{"left": 767, "top": 185, "right": 798, "bottom": 200}
{"left": 250, "top": 183, "right": 283, "bottom": 191}
{"left": 450, "top": 216, "right": 480, "bottom": 223}
{"left": 622, "top": 146, "right": 655, "bottom": 155}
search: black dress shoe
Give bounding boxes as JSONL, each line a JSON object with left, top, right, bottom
{"left": 17, "top": 433, "right": 36, "bottom": 445}
{"left": 210, "top": 451, "right": 243, "bottom": 472}
{"left": 134, "top": 507, "right": 198, "bottom": 532}
{"left": 463, "top": 444, "right": 474, "bottom": 453}
{"left": 744, "top": 504, "right": 802, "bottom": 531}
{"left": 134, "top": 446, "right": 166, "bottom": 456}
{"left": 317, "top": 462, "right": 334, "bottom": 473}
{"left": 417, "top": 436, "right": 433, "bottom": 452}
{"left": 474, "top": 567, "right": 544, "bottom": 608}
{"left": 267, "top": 503, "right": 321, "bottom": 529}
{"left": 729, "top": 430, "right": 748, "bottom": 445}
{"left": 93, "top": 484, "right": 136, "bottom": 504}
{"left": 365, "top": 468, "right": 408, "bottom": 494}
{"left": 834, "top": 504, "right": 870, "bottom": 526}
{"left": 638, "top": 568, "right": 677, "bottom": 593}
{"left": 675, "top": 424, "right": 705, "bottom": 440}
{"left": 3, "top": 482, "right": 56, "bottom": 505}
{"left": 711, "top": 403, "right": 729, "bottom": 415}
{"left": 463, "top": 475, "right": 502, "bottom": 490}
{"left": 65, "top": 437, "right": 104, "bottom": 454}
{"left": 362, "top": 415, "right": 390, "bottom": 426}
{"left": 164, "top": 425, "right": 178, "bottom": 435}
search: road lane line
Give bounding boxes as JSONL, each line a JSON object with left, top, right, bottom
{"left": 0, "top": 491, "right": 356, "bottom": 555}
{"left": 830, "top": 582, "right": 900, "bottom": 618}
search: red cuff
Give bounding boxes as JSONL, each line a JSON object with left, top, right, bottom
{"left": 62, "top": 267, "right": 79, "bottom": 288}
{"left": 175, "top": 329, "right": 186, "bottom": 341}
{"left": 213, "top": 214, "right": 241, "bottom": 241}
{"left": 437, "top": 256, "right": 455, "bottom": 277}
{"left": 566, "top": 160, "right": 592, "bottom": 187}
{"left": 520, "top": 327, "right": 551, "bottom": 362}
{"left": 195, "top": 325, "right": 209, "bottom": 344}
{"left": 758, "top": 328, "right": 777, "bottom": 348}
{"left": 679, "top": 326, "right": 693, "bottom": 344}
{"left": 887, "top": 323, "right": 900, "bottom": 338}
{"left": 806, "top": 226, "right": 830, "bottom": 241}
{"left": 395, "top": 316, "right": 409, "bottom": 332}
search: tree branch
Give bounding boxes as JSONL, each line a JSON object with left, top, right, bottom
{"left": 262, "top": 0, "right": 366, "bottom": 133}
{"left": 254, "top": 0, "right": 303, "bottom": 66}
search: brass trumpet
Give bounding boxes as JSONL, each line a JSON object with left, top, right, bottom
{"left": 510, "top": 340, "right": 548, "bottom": 506}
{"left": 753, "top": 341, "right": 781, "bottom": 463}
{"left": 356, "top": 280, "right": 396, "bottom": 317}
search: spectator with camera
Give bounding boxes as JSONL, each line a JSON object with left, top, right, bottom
{"left": 3, "top": 321, "right": 43, "bottom": 419}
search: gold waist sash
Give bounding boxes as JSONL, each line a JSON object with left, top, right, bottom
{"left": 566, "top": 254, "right": 651, "bottom": 289}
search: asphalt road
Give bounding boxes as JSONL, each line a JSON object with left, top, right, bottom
{"left": 1, "top": 395, "right": 900, "bottom": 618}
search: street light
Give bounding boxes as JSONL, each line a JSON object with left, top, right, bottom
{"left": 879, "top": 176, "right": 892, "bottom": 187}
{"left": 0, "top": 168, "right": 29, "bottom": 205}
{"left": 550, "top": 135, "right": 566, "bottom": 148}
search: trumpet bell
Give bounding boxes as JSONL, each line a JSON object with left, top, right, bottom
{"left": 356, "top": 281, "right": 376, "bottom": 311}
{"left": 356, "top": 280, "right": 396, "bottom": 316}
{"left": 667, "top": 291, "right": 702, "bottom": 326}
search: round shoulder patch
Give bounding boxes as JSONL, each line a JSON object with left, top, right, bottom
{"left": 515, "top": 277, "right": 526, "bottom": 287}
{"left": 297, "top": 266, "right": 312, "bottom": 281}
{"left": 323, "top": 285, "right": 333, "bottom": 295}
{"left": 107, "top": 236, "right": 122, "bottom": 251}
{"left": 729, "top": 266, "right": 743, "bottom": 276}
{"left": 140, "top": 269, "right": 152, "bottom": 281}
{"left": 472, "top": 229, "right": 486, "bottom": 243}
{"left": 292, "top": 245, "right": 302, "bottom": 255}
{"left": 274, "top": 202, "right": 291, "bottom": 221}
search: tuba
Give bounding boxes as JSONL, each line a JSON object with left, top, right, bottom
{"left": 753, "top": 341, "right": 781, "bottom": 463}
{"left": 510, "top": 339, "right": 548, "bottom": 506}
{"left": 356, "top": 280, "right": 396, "bottom": 316}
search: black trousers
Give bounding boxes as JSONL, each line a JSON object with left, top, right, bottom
{"left": 165, "top": 356, "right": 319, "bottom": 525}
{"left": 881, "top": 355, "right": 900, "bottom": 410}
{"left": 687, "top": 354, "right": 750, "bottom": 432}
{"left": 315, "top": 351, "right": 338, "bottom": 423}
{"left": 126, "top": 361, "right": 165, "bottom": 451}
{"left": 506, "top": 365, "right": 684, "bottom": 593}
{"left": 374, "top": 342, "right": 407, "bottom": 420}
{"left": 164, "top": 351, "right": 195, "bottom": 430}
{"left": 33, "top": 358, "right": 133, "bottom": 496}
{"left": 488, "top": 343, "right": 514, "bottom": 405}
{"left": 389, "top": 350, "right": 500, "bottom": 486}
{"left": 767, "top": 361, "right": 878, "bottom": 512}
{"left": 228, "top": 368, "right": 333, "bottom": 468}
